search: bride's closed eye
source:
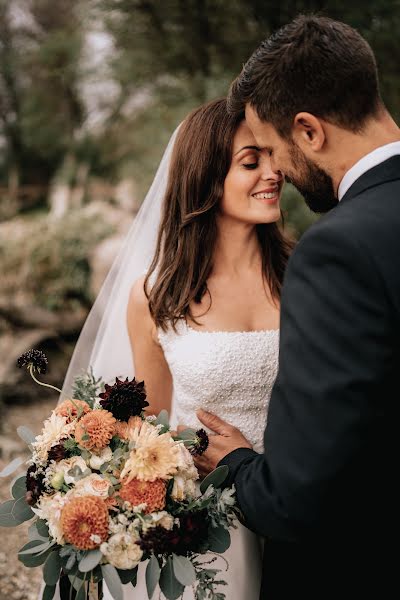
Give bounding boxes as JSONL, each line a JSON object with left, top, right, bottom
{"left": 242, "top": 162, "right": 259, "bottom": 170}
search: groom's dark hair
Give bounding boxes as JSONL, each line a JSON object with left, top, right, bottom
{"left": 228, "top": 15, "right": 383, "bottom": 138}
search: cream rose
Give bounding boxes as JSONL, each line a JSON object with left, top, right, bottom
{"left": 73, "top": 474, "right": 111, "bottom": 498}
{"left": 89, "top": 447, "right": 113, "bottom": 470}
{"left": 100, "top": 532, "right": 143, "bottom": 570}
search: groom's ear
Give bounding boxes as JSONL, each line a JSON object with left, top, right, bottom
{"left": 292, "top": 112, "right": 326, "bottom": 153}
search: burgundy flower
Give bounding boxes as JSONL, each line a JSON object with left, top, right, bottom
{"left": 25, "top": 465, "right": 45, "bottom": 506}
{"left": 138, "top": 510, "right": 209, "bottom": 556}
{"left": 47, "top": 443, "right": 67, "bottom": 462}
{"left": 99, "top": 377, "right": 149, "bottom": 421}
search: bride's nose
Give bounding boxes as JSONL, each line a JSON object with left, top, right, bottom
{"left": 259, "top": 155, "right": 283, "bottom": 182}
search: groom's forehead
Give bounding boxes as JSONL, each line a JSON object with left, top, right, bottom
{"left": 245, "top": 107, "right": 281, "bottom": 146}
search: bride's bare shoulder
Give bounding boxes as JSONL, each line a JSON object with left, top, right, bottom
{"left": 128, "top": 275, "right": 151, "bottom": 324}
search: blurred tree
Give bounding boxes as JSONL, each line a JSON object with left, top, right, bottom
{"left": 0, "top": 0, "right": 87, "bottom": 217}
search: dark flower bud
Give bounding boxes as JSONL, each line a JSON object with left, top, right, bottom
{"left": 189, "top": 429, "right": 209, "bottom": 456}
{"left": 17, "top": 349, "right": 48, "bottom": 374}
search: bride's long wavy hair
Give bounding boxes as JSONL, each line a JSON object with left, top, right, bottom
{"left": 145, "top": 98, "right": 294, "bottom": 331}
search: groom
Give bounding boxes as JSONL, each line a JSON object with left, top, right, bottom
{"left": 194, "top": 15, "right": 400, "bottom": 598}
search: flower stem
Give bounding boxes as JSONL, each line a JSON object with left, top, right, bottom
{"left": 29, "top": 365, "right": 63, "bottom": 394}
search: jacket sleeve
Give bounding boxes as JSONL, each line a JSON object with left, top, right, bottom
{"left": 219, "top": 220, "right": 390, "bottom": 541}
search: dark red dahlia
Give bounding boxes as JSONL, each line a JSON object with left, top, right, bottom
{"left": 17, "top": 349, "right": 48, "bottom": 374}
{"left": 25, "top": 465, "right": 46, "bottom": 506}
{"left": 47, "top": 443, "right": 67, "bottom": 462}
{"left": 138, "top": 510, "right": 209, "bottom": 556}
{"left": 189, "top": 429, "right": 209, "bottom": 456}
{"left": 99, "top": 377, "right": 149, "bottom": 421}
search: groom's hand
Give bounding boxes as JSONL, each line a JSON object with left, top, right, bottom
{"left": 193, "top": 409, "right": 252, "bottom": 475}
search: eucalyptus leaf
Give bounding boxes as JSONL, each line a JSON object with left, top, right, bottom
{"left": 0, "top": 457, "right": 23, "bottom": 478}
{"left": 79, "top": 549, "right": 102, "bottom": 572}
{"left": 200, "top": 465, "right": 229, "bottom": 494}
{"left": 117, "top": 567, "right": 138, "bottom": 585}
{"left": 13, "top": 495, "right": 34, "bottom": 522}
{"left": 172, "top": 554, "right": 197, "bottom": 586}
{"left": 43, "top": 551, "right": 62, "bottom": 586}
{"left": 42, "top": 584, "right": 56, "bottom": 600}
{"left": 176, "top": 428, "right": 196, "bottom": 441}
{"left": 19, "top": 540, "right": 53, "bottom": 555}
{"left": 19, "top": 540, "right": 53, "bottom": 567}
{"left": 208, "top": 526, "right": 231, "bottom": 553}
{"left": 36, "top": 519, "right": 50, "bottom": 537}
{"left": 0, "top": 499, "right": 22, "bottom": 526}
{"left": 146, "top": 555, "right": 161, "bottom": 599}
{"left": 159, "top": 557, "right": 185, "bottom": 600}
{"left": 155, "top": 409, "right": 170, "bottom": 428}
{"left": 17, "top": 425, "right": 36, "bottom": 445}
{"left": 76, "top": 581, "right": 88, "bottom": 600}
{"left": 11, "top": 474, "right": 27, "bottom": 499}
{"left": 68, "top": 574, "right": 84, "bottom": 592}
{"left": 101, "top": 564, "right": 123, "bottom": 600}
{"left": 28, "top": 521, "right": 48, "bottom": 542}
{"left": 66, "top": 553, "right": 77, "bottom": 571}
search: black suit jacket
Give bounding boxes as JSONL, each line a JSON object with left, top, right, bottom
{"left": 220, "top": 156, "right": 400, "bottom": 598}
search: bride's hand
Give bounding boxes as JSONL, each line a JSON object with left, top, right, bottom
{"left": 193, "top": 409, "right": 253, "bottom": 475}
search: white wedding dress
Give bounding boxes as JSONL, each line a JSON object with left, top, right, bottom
{"left": 109, "top": 320, "right": 280, "bottom": 600}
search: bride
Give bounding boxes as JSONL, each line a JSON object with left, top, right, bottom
{"left": 118, "top": 98, "right": 292, "bottom": 599}
{"left": 56, "top": 97, "right": 293, "bottom": 600}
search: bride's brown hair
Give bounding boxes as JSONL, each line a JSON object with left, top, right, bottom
{"left": 145, "top": 98, "right": 293, "bottom": 331}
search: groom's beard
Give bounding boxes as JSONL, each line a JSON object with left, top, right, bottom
{"left": 285, "top": 143, "right": 338, "bottom": 214}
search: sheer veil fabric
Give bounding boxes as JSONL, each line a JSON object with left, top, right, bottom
{"left": 61, "top": 126, "right": 180, "bottom": 397}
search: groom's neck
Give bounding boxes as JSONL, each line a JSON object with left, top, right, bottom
{"left": 329, "top": 109, "right": 400, "bottom": 193}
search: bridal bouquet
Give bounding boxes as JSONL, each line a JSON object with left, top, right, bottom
{"left": 0, "top": 350, "right": 238, "bottom": 600}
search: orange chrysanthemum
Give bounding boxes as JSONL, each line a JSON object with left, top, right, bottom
{"left": 61, "top": 496, "right": 109, "bottom": 550}
{"left": 119, "top": 478, "right": 166, "bottom": 514}
{"left": 75, "top": 409, "right": 116, "bottom": 451}
{"left": 55, "top": 399, "right": 91, "bottom": 423}
{"left": 114, "top": 416, "right": 143, "bottom": 440}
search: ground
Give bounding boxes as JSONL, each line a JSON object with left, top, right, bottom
{"left": 0, "top": 396, "right": 56, "bottom": 600}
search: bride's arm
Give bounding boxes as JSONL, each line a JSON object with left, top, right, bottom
{"left": 127, "top": 276, "right": 172, "bottom": 415}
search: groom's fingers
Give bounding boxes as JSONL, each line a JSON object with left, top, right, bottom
{"left": 196, "top": 409, "right": 234, "bottom": 436}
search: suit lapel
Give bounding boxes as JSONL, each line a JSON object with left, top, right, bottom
{"left": 340, "top": 155, "right": 400, "bottom": 204}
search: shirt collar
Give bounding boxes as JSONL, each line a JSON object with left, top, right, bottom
{"left": 338, "top": 141, "right": 400, "bottom": 201}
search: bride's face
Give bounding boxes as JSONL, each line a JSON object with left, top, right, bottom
{"left": 220, "top": 121, "right": 284, "bottom": 225}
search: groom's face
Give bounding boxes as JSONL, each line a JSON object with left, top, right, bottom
{"left": 245, "top": 105, "right": 338, "bottom": 213}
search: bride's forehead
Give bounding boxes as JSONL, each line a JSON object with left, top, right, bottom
{"left": 232, "top": 121, "right": 257, "bottom": 149}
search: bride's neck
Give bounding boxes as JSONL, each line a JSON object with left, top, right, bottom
{"left": 212, "top": 219, "right": 261, "bottom": 277}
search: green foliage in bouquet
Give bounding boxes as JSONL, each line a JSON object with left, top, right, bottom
{"left": 0, "top": 350, "right": 240, "bottom": 600}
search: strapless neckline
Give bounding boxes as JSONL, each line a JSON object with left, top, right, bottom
{"left": 184, "top": 321, "right": 279, "bottom": 336}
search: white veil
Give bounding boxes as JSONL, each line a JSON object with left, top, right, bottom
{"left": 61, "top": 126, "right": 180, "bottom": 397}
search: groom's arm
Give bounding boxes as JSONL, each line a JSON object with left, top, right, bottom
{"left": 218, "top": 219, "right": 390, "bottom": 541}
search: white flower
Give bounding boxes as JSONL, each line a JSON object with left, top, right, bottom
{"left": 89, "top": 447, "right": 113, "bottom": 470}
{"left": 32, "top": 413, "right": 75, "bottom": 463}
{"left": 147, "top": 511, "right": 174, "bottom": 531}
{"left": 120, "top": 421, "right": 180, "bottom": 482}
{"left": 73, "top": 474, "right": 111, "bottom": 498}
{"left": 100, "top": 532, "right": 143, "bottom": 570}
{"left": 176, "top": 443, "right": 199, "bottom": 481}
{"left": 218, "top": 486, "right": 236, "bottom": 510}
{"left": 54, "top": 456, "right": 88, "bottom": 485}
{"left": 32, "top": 493, "right": 68, "bottom": 544}
{"left": 90, "top": 534, "right": 102, "bottom": 544}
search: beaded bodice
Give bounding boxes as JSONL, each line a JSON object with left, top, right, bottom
{"left": 158, "top": 321, "right": 279, "bottom": 453}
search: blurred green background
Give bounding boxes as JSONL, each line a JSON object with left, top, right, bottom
{"left": 1, "top": 0, "right": 399, "bottom": 406}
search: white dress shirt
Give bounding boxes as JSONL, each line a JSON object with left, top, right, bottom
{"left": 338, "top": 141, "right": 400, "bottom": 201}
